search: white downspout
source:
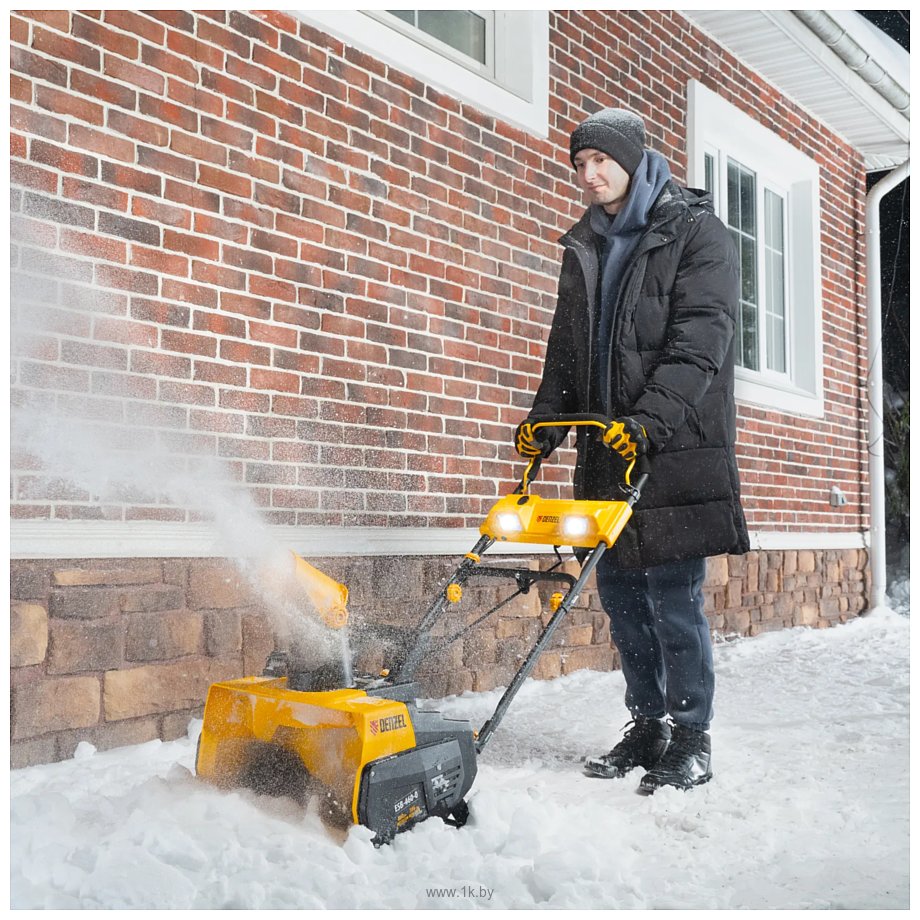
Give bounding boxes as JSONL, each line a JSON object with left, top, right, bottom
{"left": 865, "top": 159, "right": 910, "bottom": 612}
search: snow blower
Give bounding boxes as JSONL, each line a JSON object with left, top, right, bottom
{"left": 196, "top": 415, "right": 647, "bottom": 844}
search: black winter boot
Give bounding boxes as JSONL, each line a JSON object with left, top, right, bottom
{"left": 584, "top": 717, "right": 671, "bottom": 778}
{"left": 638, "top": 724, "right": 712, "bottom": 793}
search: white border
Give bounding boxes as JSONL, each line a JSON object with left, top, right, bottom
{"left": 10, "top": 521, "right": 868, "bottom": 559}
{"left": 291, "top": 10, "right": 550, "bottom": 138}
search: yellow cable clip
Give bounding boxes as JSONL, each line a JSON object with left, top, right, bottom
{"left": 550, "top": 591, "right": 565, "bottom": 612}
{"left": 446, "top": 583, "right": 463, "bottom": 603}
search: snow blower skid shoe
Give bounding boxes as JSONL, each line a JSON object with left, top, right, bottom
{"left": 196, "top": 414, "right": 647, "bottom": 844}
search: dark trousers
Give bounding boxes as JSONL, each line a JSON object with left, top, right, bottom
{"left": 595, "top": 556, "right": 713, "bottom": 732}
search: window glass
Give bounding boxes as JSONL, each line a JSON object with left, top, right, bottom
{"left": 727, "top": 160, "right": 759, "bottom": 371}
{"left": 386, "top": 10, "right": 488, "bottom": 65}
{"left": 764, "top": 189, "right": 786, "bottom": 373}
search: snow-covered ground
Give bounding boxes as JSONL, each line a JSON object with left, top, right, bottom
{"left": 11, "top": 606, "right": 909, "bottom": 910}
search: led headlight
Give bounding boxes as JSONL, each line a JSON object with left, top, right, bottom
{"left": 495, "top": 513, "right": 523, "bottom": 534}
{"left": 562, "top": 514, "right": 590, "bottom": 538}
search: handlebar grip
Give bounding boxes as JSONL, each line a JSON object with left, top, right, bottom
{"left": 528, "top": 413, "right": 612, "bottom": 429}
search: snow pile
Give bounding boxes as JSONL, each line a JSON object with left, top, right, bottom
{"left": 11, "top": 613, "right": 909, "bottom": 909}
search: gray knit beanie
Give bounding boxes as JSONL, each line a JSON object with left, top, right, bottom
{"left": 569, "top": 108, "right": 646, "bottom": 174}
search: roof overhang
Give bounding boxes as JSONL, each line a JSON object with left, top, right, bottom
{"left": 681, "top": 10, "right": 910, "bottom": 171}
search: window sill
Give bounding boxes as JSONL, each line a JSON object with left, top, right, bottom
{"left": 735, "top": 372, "right": 824, "bottom": 418}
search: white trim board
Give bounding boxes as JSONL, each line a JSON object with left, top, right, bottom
{"left": 10, "top": 521, "right": 868, "bottom": 559}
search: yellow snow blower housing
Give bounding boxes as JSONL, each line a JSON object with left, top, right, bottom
{"left": 196, "top": 678, "right": 417, "bottom": 824}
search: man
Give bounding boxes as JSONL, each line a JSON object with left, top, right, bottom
{"left": 515, "top": 108, "right": 749, "bottom": 793}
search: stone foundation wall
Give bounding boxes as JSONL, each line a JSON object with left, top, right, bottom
{"left": 10, "top": 548, "right": 868, "bottom": 767}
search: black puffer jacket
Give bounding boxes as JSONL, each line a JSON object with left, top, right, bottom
{"left": 530, "top": 181, "right": 750, "bottom": 569}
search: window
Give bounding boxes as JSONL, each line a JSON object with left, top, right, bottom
{"left": 690, "top": 81, "right": 823, "bottom": 417}
{"left": 293, "top": 10, "right": 549, "bottom": 137}
{"left": 383, "top": 10, "right": 489, "bottom": 69}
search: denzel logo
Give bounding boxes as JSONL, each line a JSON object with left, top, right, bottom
{"left": 369, "top": 714, "right": 407, "bottom": 735}
{"left": 537, "top": 514, "right": 560, "bottom": 524}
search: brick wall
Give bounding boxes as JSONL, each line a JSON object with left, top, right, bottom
{"left": 10, "top": 10, "right": 869, "bottom": 531}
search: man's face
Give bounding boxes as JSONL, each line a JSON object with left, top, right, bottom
{"left": 573, "top": 148, "right": 631, "bottom": 214}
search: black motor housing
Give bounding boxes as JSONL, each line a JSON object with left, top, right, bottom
{"left": 357, "top": 688, "right": 478, "bottom": 844}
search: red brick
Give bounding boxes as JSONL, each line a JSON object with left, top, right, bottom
{"left": 167, "top": 29, "right": 225, "bottom": 70}
{"left": 192, "top": 310, "right": 246, "bottom": 338}
{"left": 193, "top": 361, "right": 247, "bottom": 387}
{"left": 10, "top": 13, "right": 29, "bottom": 44}
{"left": 199, "top": 164, "right": 251, "bottom": 198}
{"left": 191, "top": 261, "right": 246, "bottom": 290}
{"left": 60, "top": 230, "right": 126, "bottom": 263}
{"left": 139, "top": 94, "right": 198, "bottom": 132}
{"left": 103, "top": 54, "right": 165, "bottom": 95}
{"left": 201, "top": 68, "right": 253, "bottom": 105}
{"left": 228, "top": 151, "right": 280, "bottom": 184}
{"left": 196, "top": 17, "right": 252, "bottom": 59}
{"left": 10, "top": 105, "right": 64, "bottom": 143}
{"left": 107, "top": 109, "right": 169, "bottom": 147}
{"left": 157, "top": 280, "right": 215, "bottom": 310}
{"left": 10, "top": 46, "right": 68, "bottom": 85}
{"left": 73, "top": 14, "right": 140, "bottom": 58}
{"left": 164, "top": 230, "right": 220, "bottom": 261}
{"left": 227, "top": 55, "right": 276, "bottom": 90}
{"left": 250, "top": 368, "right": 301, "bottom": 393}
{"left": 170, "top": 130, "right": 226, "bottom": 166}
{"left": 100, "top": 162, "right": 162, "bottom": 196}
{"left": 161, "top": 330, "right": 218, "bottom": 358}
{"left": 201, "top": 114, "right": 253, "bottom": 149}
{"left": 129, "top": 245, "right": 189, "bottom": 277}
{"left": 220, "top": 292, "right": 271, "bottom": 320}
{"left": 93, "top": 317, "right": 158, "bottom": 349}
{"left": 144, "top": 9, "right": 195, "bottom": 32}
{"left": 11, "top": 162, "right": 59, "bottom": 194}
{"left": 225, "top": 100, "right": 275, "bottom": 137}
{"left": 131, "top": 349, "right": 191, "bottom": 378}
{"left": 220, "top": 340, "right": 271, "bottom": 366}
{"left": 94, "top": 264, "right": 158, "bottom": 295}
{"left": 67, "top": 124, "right": 134, "bottom": 163}
{"left": 164, "top": 179, "right": 221, "bottom": 213}
{"left": 103, "top": 10, "right": 166, "bottom": 45}
{"left": 222, "top": 245, "right": 272, "bottom": 274}
{"left": 35, "top": 86, "right": 104, "bottom": 125}
{"left": 158, "top": 380, "right": 216, "bottom": 406}
{"left": 193, "top": 213, "right": 246, "bottom": 242}
{"left": 132, "top": 196, "right": 191, "bottom": 229}
{"left": 10, "top": 75, "right": 30, "bottom": 103}
{"left": 32, "top": 25, "right": 99, "bottom": 69}
{"left": 228, "top": 11, "right": 280, "bottom": 48}
{"left": 130, "top": 298, "right": 190, "bottom": 328}
{"left": 249, "top": 275, "right": 296, "bottom": 303}
{"left": 70, "top": 71, "right": 136, "bottom": 109}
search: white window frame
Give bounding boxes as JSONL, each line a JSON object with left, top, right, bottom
{"left": 688, "top": 80, "right": 824, "bottom": 418}
{"left": 292, "top": 10, "right": 549, "bottom": 138}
